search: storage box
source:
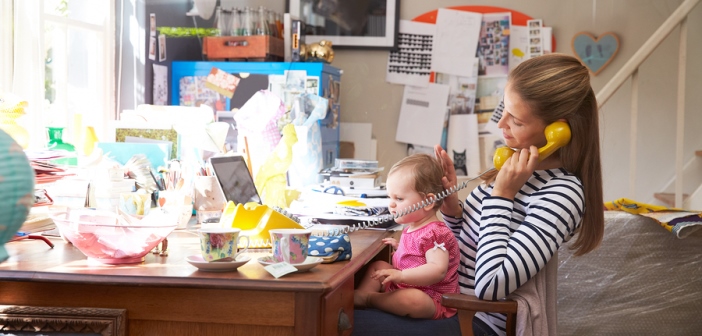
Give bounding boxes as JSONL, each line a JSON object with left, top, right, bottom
{"left": 202, "top": 36, "right": 284, "bottom": 61}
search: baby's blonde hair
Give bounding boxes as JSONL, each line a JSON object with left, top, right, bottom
{"left": 388, "top": 154, "right": 445, "bottom": 209}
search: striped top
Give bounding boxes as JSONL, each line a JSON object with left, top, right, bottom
{"left": 441, "top": 168, "right": 584, "bottom": 335}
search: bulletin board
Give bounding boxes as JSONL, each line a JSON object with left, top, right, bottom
{"left": 411, "top": 6, "right": 557, "bottom": 51}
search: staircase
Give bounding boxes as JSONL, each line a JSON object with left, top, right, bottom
{"left": 654, "top": 151, "right": 702, "bottom": 208}
{"left": 597, "top": 0, "right": 701, "bottom": 209}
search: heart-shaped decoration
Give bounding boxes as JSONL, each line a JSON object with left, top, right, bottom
{"left": 571, "top": 32, "right": 619, "bottom": 76}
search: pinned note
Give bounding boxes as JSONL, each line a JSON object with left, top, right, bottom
{"left": 206, "top": 67, "right": 240, "bottom": 98}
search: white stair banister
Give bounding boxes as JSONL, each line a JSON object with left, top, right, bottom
{"left": 596, "top": 0, "right": 700, "bottom": 108}
{"left": 675, "top": 17, "right": 688, "bottom": 208}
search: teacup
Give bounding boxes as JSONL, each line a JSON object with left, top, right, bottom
{"left": 199, "top": 228, "right": 250, "bottom": 262}
{"left": 269, "top": 229, "right": 311, "bottom": 264}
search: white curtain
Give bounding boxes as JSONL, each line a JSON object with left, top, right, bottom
{"left": 11, "top": 1, "right": 46, "bottom": 148}
{"left": 0, "top": 0, "right": 13, "bottom": 92}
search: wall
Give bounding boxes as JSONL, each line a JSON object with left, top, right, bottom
{"left": 332, "top": 0, "right": 702, "bottom": 203}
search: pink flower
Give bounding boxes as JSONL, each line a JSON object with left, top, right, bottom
{"left": 209, "top": 233, "right": 227, "bottom": 249}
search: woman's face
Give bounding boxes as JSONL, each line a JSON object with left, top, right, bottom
{"left": 496, "top": 84, "right": 547, "bottom": 150}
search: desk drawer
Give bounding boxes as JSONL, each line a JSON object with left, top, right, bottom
{"left": 321, "top": 276, "right": 354, "bottom": 336}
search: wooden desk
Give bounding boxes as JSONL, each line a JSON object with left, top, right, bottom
{"left": 0, "top": 229, "right": 395, "bottom": 336}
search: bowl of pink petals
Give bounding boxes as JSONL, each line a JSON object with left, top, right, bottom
{"left": 51, "top": 208, "right": 178, "bottom": 264}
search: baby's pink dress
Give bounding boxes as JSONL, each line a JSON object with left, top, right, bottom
{"left": 385, "top": 221, "right": 460, "bottom": 319}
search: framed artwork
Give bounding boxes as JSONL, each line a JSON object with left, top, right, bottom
{"left": 0, "top": 305, "right": 126, "bottom": 335}
{"left": 286, "top": 0, "right": 399, "bottom": 49}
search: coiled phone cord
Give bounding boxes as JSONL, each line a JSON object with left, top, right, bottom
{"left": 313, "top": 168, "right": 496, "bottom": 237}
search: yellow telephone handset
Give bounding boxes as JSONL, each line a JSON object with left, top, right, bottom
{"left": 493, "top": 121, "right": 571, "bottom": 170}
{"left": 220, "top": 201, "right": 305, "bottom": 248}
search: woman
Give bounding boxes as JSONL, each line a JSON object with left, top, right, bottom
{"left": 353, "top": 53, "right": 604, "bottom": 336}
{"left": 436, "top": 53, "right": 604, "bottom": 335}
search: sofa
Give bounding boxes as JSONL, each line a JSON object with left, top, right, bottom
{"left": 557, "top": 211, "right": 702, "bottom": 335}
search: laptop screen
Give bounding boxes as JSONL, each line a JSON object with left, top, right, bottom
{"left": 209, "top": 156, "right": 261, "bottom": 205}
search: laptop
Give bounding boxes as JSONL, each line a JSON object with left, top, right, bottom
{"left": 209, "top": 156, "right": 261, "bottom": 205}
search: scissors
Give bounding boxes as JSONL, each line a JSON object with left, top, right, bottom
{"left": 323, "top": 186, "right": 345, "bottom": 196}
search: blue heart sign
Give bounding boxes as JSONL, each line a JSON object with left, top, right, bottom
{"left": 572, "top": 32, "right": 620, "bottom": 76}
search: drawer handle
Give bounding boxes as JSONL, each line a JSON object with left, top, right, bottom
{"left": 225, "top": 41, "right": 249, "bottom": 47}
{"left": 338, "top": 308, "right": 351, "bottom": 333}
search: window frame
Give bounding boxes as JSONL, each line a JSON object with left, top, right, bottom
{"left": 6, "top": 0, "right": 115, "bottom": 150}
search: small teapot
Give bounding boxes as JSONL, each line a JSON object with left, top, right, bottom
{"left": 306, "top": 40, "right": 334, "bottom": 63}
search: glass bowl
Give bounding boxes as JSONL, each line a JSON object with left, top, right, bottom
{"left": 51, "top": 208, "right": 177, "bottom": 264}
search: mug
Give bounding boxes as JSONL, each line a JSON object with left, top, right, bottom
{"left": 269, "top": 229, "right": 311, "bottom": 264}
{"left": 199, "top": 228, "right": 250, "bottom": 262}
{"left": 119, "top": 192, "right": 151, "bottom": 216}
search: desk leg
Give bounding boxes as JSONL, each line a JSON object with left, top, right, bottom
{"left": 295, "top": 292, "right": 321, "bottom": 336}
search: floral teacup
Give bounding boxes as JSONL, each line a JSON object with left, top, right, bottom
{"left": 269, "top": 229, "right": 311, "bottom": 264}
{"left": 199, "top": 228, "right": 249, "bottom": 262}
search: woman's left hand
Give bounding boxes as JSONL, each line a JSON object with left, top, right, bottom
{"left": 492, "top": 146, "right": 539, "bottom": 199}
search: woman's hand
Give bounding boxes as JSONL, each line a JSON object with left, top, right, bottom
{"left": 492, "top": 146, "right": 539, "bottom": 199}
{"left": 434, "top": 145, "right": 461, "bottom": 217}
{"left": 371, "top": 268, "right": 403, "bottom": 286}
{"left": 382, "top": 238, "right": 398, "bottom": 250}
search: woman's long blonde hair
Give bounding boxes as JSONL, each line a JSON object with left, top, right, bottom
{"left": 483, "top": 53, "right": 604, "bottom": 256}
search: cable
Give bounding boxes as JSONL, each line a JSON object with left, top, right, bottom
{"left": 310, "top": 168, "right": 496, "bottom": 237}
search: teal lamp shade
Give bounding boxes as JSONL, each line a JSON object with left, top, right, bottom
{"left": 0, "top": 129, "right": 35, "bottom": 263}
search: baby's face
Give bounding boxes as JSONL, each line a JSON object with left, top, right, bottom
{"left": 386, "top": 168, "right": 426, "bottom": 224}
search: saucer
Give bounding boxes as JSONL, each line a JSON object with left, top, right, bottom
{"left": 186, "top": 254, "right": 251, "bottom": 272}
{"left": 257, "top": 255, "right": 323, "bottom": 272}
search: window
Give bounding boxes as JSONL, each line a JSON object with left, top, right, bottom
{"left": 3, "top": 0, "right": 114, "bottom": 150}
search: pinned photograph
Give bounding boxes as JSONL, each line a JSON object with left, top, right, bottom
{"left": 148, "top": 36, "right": 156, "bottom": 61}
{"left": 150, "top": 13, "right": 156, "bottom": 36}
{"left": 158, "top": 34, "right": 167, "bottom": 62}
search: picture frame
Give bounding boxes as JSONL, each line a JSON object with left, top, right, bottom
{"left": 107, "top": 120, "right": 179, "bottom": 159}
{"left": 286, "top": 0, "right": 399, "bottom": 49}
{"left": 0, "top": 305, "right": 126, "bottom": 335}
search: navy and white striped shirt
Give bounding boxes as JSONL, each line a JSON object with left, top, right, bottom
{"left": 442, "top": 168, "right": 584, "bottom": 335}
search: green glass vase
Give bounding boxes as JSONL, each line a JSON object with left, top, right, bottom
{"left": 47, "top": 127, "right": 77, "bottom": 166}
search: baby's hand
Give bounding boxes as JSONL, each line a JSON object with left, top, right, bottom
{"left": 371, "top": 268, "right": 403, "bottom": 285}
{"left": 382, "top": 238, "right": 398, "bottom": 249}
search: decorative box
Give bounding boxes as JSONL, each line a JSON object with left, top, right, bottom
{"left": 202, "top": 36, "right": 284, "bottom": 61}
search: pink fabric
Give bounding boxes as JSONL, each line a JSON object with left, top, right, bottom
{"left": 385, "top": 221, "right": 460, "bottom": 319}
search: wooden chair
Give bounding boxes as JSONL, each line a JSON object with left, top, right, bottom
{"left": 442, "top": 293, "right": 518, "bottom": 336}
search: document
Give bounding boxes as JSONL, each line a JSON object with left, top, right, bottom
{"left": 431, "top": 9, "right": 482, "bottom": 77}
{"left": 446, "top": 114, "right": 481, "bottom": 177}
{"left": 386, "top": 20, "right": 435, "bottom": 87}
{"left": 395, "top": 83, "right": 450, "bottom": 148}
